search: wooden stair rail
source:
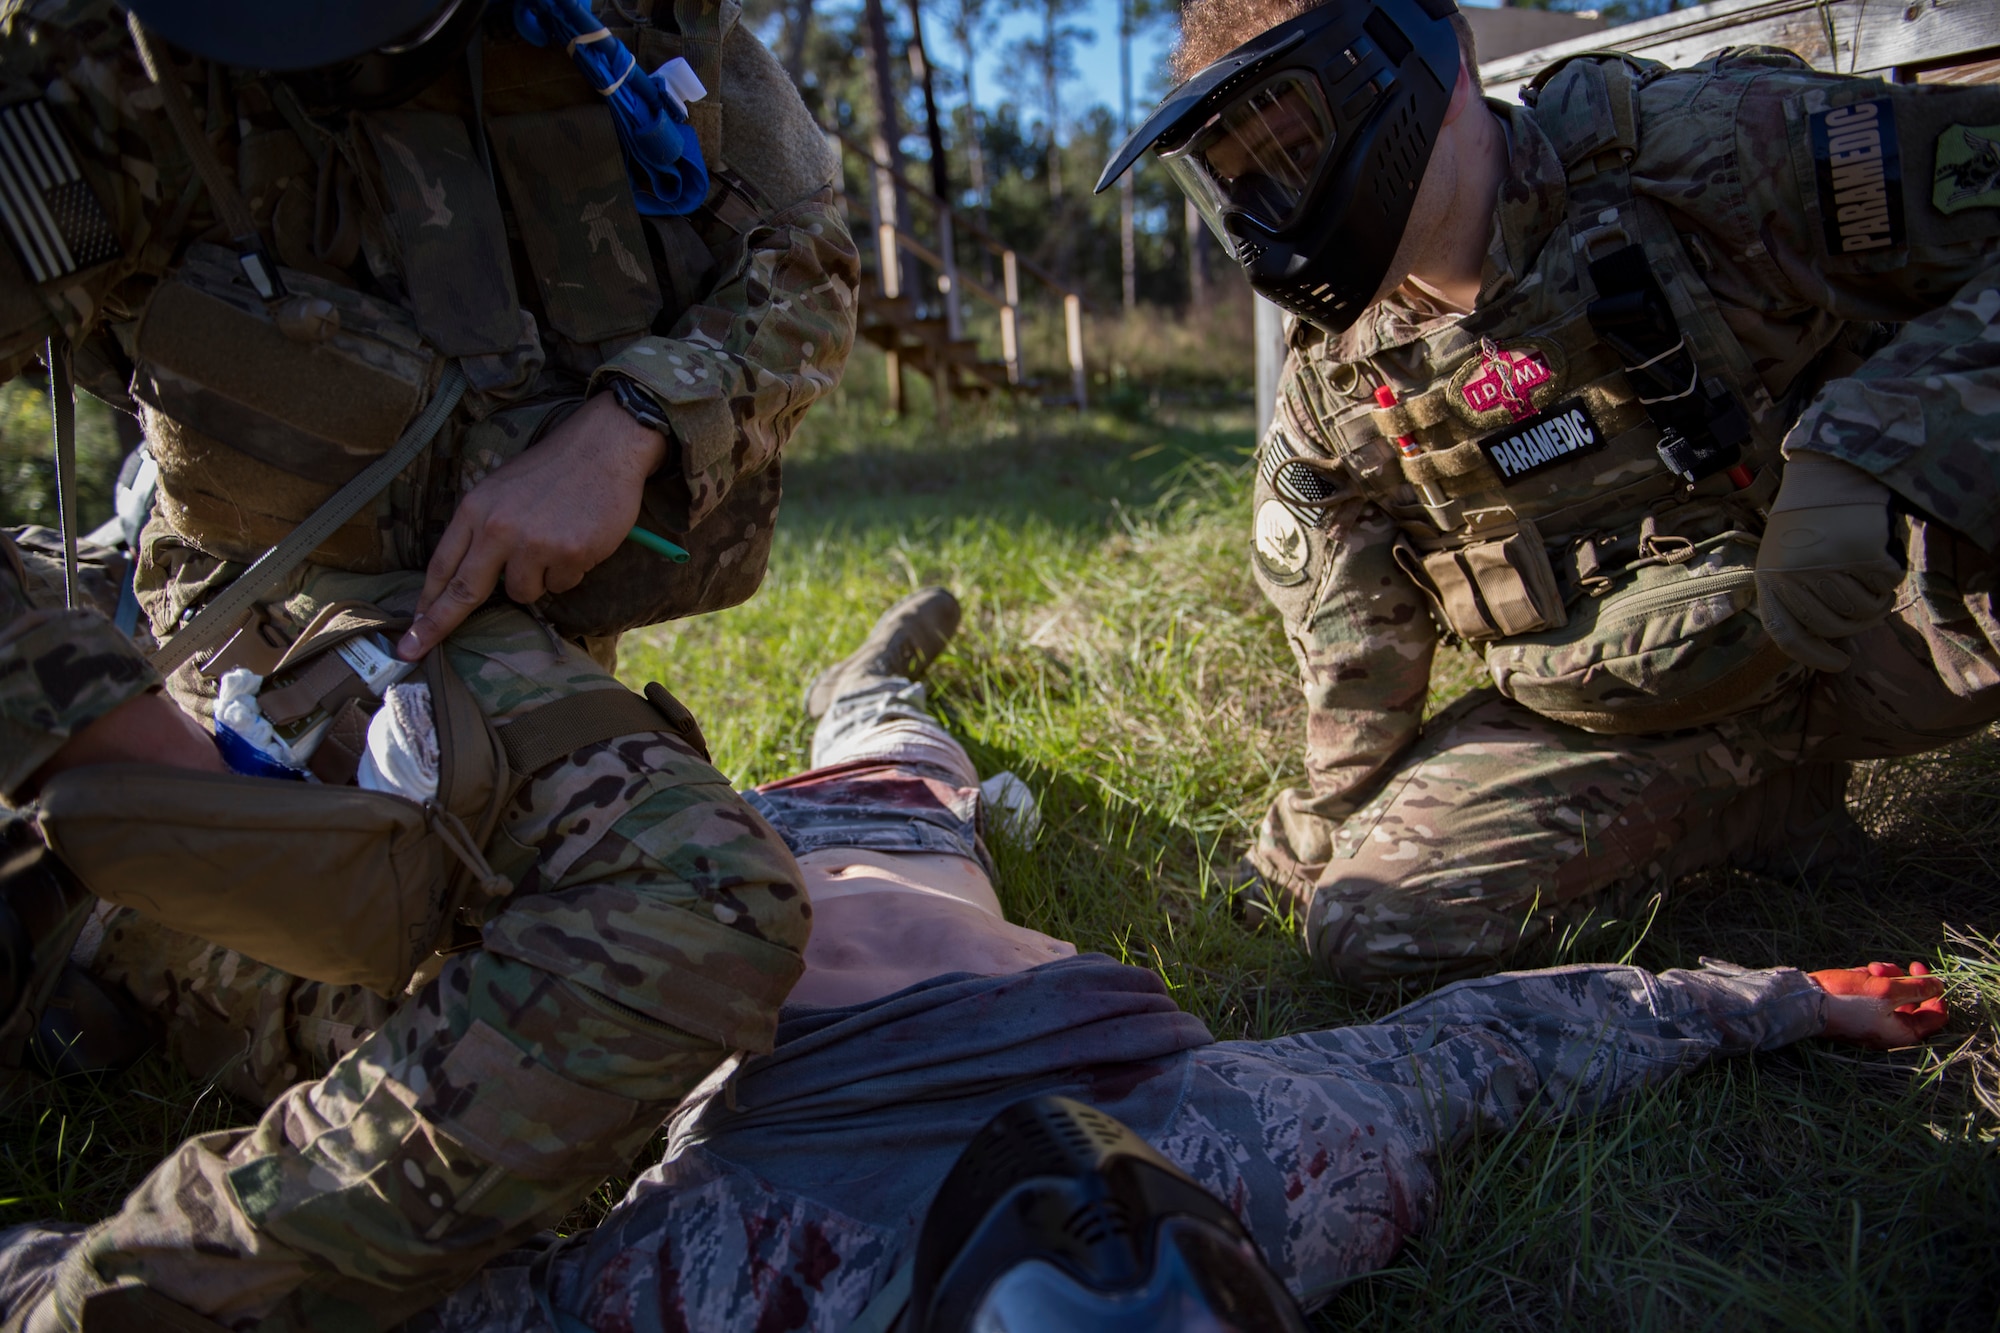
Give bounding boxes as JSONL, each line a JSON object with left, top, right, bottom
{"left": 825, "top": 122, "right": 1089, "bottom": 413}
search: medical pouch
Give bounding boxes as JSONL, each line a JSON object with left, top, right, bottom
{"left": 133, "top": 245, "right": 438, "bottom": 487}
{"left": 37, "top": 613, "right": 514, "bottom": 997}
{"left": 1397, "top": 521, "right": 1567, "bottom": 641}
{"left": 1484, "top": 531, "right": 1802, "bottom": 734}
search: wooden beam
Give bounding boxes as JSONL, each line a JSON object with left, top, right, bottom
{"left": 1479, "top": 0, "right": 2000, "bottom": 102}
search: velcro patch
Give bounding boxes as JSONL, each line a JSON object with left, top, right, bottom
{"left": 1478, "top": 397, "right": 1606, "bottom": 484}
{"left": 1809, "top": 98, "right": 1905, "bottom": 255}
{"left": 0, "top": 100, "right": 119, "bottom": 284}
{"left": 1933, "top": 123, "right": 2000, "bottom": 215}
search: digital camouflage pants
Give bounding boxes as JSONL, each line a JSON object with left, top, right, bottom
{"left": 1253, "top": 508, "right": 2000, "bottom": 990}
{"left": 19, "top": 557, "right": 810, "bottom": 1332}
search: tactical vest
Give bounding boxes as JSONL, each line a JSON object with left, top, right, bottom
{"left": 1282, "top": 53, "right": 1854, "bottom": 735}
{"left": 130, "top": 1, "right": 777, "bottom": 641}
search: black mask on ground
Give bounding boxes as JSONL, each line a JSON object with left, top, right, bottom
{"left": 1097, "top": 0, "right": 1463, "bottom": 333}
{"left": 907, "top": 1095, "right": 1310, "bottom": 1333}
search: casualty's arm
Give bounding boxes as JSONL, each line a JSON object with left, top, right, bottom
{"left": 1374, "top": 956, "right": 1943, "bottom": 1121}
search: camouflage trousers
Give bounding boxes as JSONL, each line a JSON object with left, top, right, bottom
{"left": 1253, "top": 514, "right": 2000, "bottom": 989}
{"left": 28, "top": 561, "right": 809, "bottom": 1332}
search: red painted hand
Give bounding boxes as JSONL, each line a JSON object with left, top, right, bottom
{"left": 1809, "top": 961, "right": 1948, "bottom": 1050}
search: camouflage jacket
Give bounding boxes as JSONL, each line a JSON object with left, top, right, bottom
{"left": 0, "top": 0, "right": 858, "bottom": 639}
{"left": 1266, "top": 53, "right": 2000, "bottom": 808}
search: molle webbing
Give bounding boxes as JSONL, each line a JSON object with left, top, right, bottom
{"left": 498, "top": 680, "right": 711, "bottom": 776}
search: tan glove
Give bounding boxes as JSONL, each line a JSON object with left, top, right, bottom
{"left": 1755, "top": 452, "right": 1903, "bottom": 672}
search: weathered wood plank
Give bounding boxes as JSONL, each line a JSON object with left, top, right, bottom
{"left": 1479, "top": 0, "right": 2000, "bottom": 102}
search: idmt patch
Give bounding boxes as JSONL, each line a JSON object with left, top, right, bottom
{"left": 1809, "top": 97, "right": 1904, "bottom": 255}
{"left": 1253, "top": 498, "right": 1311, "bottom": 586}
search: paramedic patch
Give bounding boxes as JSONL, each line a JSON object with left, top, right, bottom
{"left": 1809, "top": 98, "right": 1905, "bottom": 255}
{"left": 0, "top": 100, "right": 119, "bottom": 284}
{"left": 1478, "top": 397, "right": 1605, "bottom": 484}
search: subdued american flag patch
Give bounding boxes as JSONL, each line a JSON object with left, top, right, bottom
{"left": 0, "top": 100, "right": 119, "bottom": 284}
{"left": 1258, "top": 425, "right": 1340, "bottom": 528}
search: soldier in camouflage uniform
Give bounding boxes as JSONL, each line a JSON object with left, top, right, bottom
{"left": 1102, "top": 0, "right": 2000, "bottom": 989}
{"left": 0, "top": 0, "right": 856, "bottom": 1327}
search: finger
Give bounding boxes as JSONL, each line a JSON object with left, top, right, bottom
{"left": 400, "top": 533, "right": 510, "bottom": 660}
{"left": 1788, "top": 571, "right": 1895, "bottom": 639}
{"left": 1903, "top": 1004, "right": 1949, "bottom": 1040}
{"left": 417, "top": 511, "right": 478, "bottom": 620}
{"left": 502, "top": 553, "right": 550, "bottom": 607}
{"left": 1878, "top": 975, "right": 1944, "bottom": 1003}
{"left": 1909, "top": 961, "right": 1932, "bottom": 978}
{"left": 1759, "top": 584, "right": 1851, "bottom": 672}
{"left": 1867, "top": 961, "right": 1902, "bottom": 978}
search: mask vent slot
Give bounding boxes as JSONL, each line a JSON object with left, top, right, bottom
{"left": 1362, "top": 9, "right": 1413, "bottom": 65}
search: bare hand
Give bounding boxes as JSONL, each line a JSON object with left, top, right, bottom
{"left": 398, "top": 393, "right": 668, "bottom": 660}
{"left": 1810, "top": 960, "right": 1948, "bottom": 1049}
{"left": 31, "top": 691, "right": 227, "bottom": 790}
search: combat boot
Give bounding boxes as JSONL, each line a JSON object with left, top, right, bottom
{"left": 804, "top": 587, "right": 962, "bottom": 719}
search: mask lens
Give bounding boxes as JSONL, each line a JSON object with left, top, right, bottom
{"left": 1167, "top": 73, "right": 1332, "bottom": 233}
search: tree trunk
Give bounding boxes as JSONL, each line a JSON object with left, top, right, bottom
{"left": 862, "top": 0, "right": 912, "bottom": 296}
{"left": 781, "top": 0, "right": 814, "bottom": 82}
{"left": 1185, "top": 196, "right": 1209, "bottom": 311}
{"left": 1118, "top": 0, "right": 1135, "bottom": 309}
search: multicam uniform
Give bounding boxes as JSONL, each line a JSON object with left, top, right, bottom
{"left": 0, "top": 0, "right": 856, "bottom": 1327}
{"left": 1247, "top": 52, "right": 2000, "bottom": 987}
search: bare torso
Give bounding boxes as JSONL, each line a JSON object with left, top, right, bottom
{"left": 788, "top": 849, "right": 1075, "bottom": 1008}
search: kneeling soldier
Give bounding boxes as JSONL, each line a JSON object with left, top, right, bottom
{"left": 1100, "top": 0, "right": 2000, "bottom": 986}
{"left": 0, "top": 0, "right": 856, "bottom": 1326}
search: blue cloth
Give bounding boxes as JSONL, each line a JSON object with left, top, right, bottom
{"left": 511, "top": 0, "right": 709, "bottom": 215}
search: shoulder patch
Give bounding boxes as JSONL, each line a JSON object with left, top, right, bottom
{"left": 1253, "top": 498, "right": 1311, "bottom": 586}
{"left": 0, "top": 100, "right": 119, "bottom": 284}
{"left": 1933, "top": 123, "right": 2000, "bottom": 216}
{"left": 1808, "top": 98, "right": 1904, "bottom": 255}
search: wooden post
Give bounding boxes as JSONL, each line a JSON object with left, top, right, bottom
{"left": 877, "top": 222, "right": 901, "bottom": 299}
{"left": 1064, "top": 292, "right": 1086, "bottom": 411}
{"left": 1000, "top": 250, "right": 1021, "bottom": 385}
{"left": 938, "top": 205, "right": 962, "bottom": 340}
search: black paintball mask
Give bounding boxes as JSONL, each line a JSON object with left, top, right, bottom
{"left": 119, "top": 0, "right": 488, "bottom": 110}
{"left": 1097, "top": 0, "right": 1463, "bottom": 333}
{"left": 905, "top": 1096, "right": 1310, "bottom": 1333}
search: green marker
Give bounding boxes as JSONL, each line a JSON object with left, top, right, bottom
{"left": 628, "top": 526, "right": 690, "bottom": 563}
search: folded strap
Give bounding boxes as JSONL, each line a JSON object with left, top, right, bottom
{"left": 499, "top": 686, "right": 680, "bottom": 777}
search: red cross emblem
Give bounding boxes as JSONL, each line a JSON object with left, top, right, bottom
{"left": 1460, "top": 341, "right": 1552, "bottom": 421}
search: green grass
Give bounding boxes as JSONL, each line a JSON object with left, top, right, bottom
{"left": 4, "top": 335, "right": 1997, "bottom": 1328}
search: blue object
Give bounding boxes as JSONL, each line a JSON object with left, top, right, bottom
{"left": 512, "top": 0, "right": 709, "bottom": 216}
{"left": 213, "top": 722, "right": 311, "bottom": 782}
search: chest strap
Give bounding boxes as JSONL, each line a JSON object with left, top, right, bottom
{"left": 1532, "top": 55, "right": 1772, "bottom": 486}
{"left": 499, "top": 680, "right": 711, "bottom": 776}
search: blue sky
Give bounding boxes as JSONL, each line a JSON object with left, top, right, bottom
{"left": 961, "top": 0, "right": 1504, "bottom": 127}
